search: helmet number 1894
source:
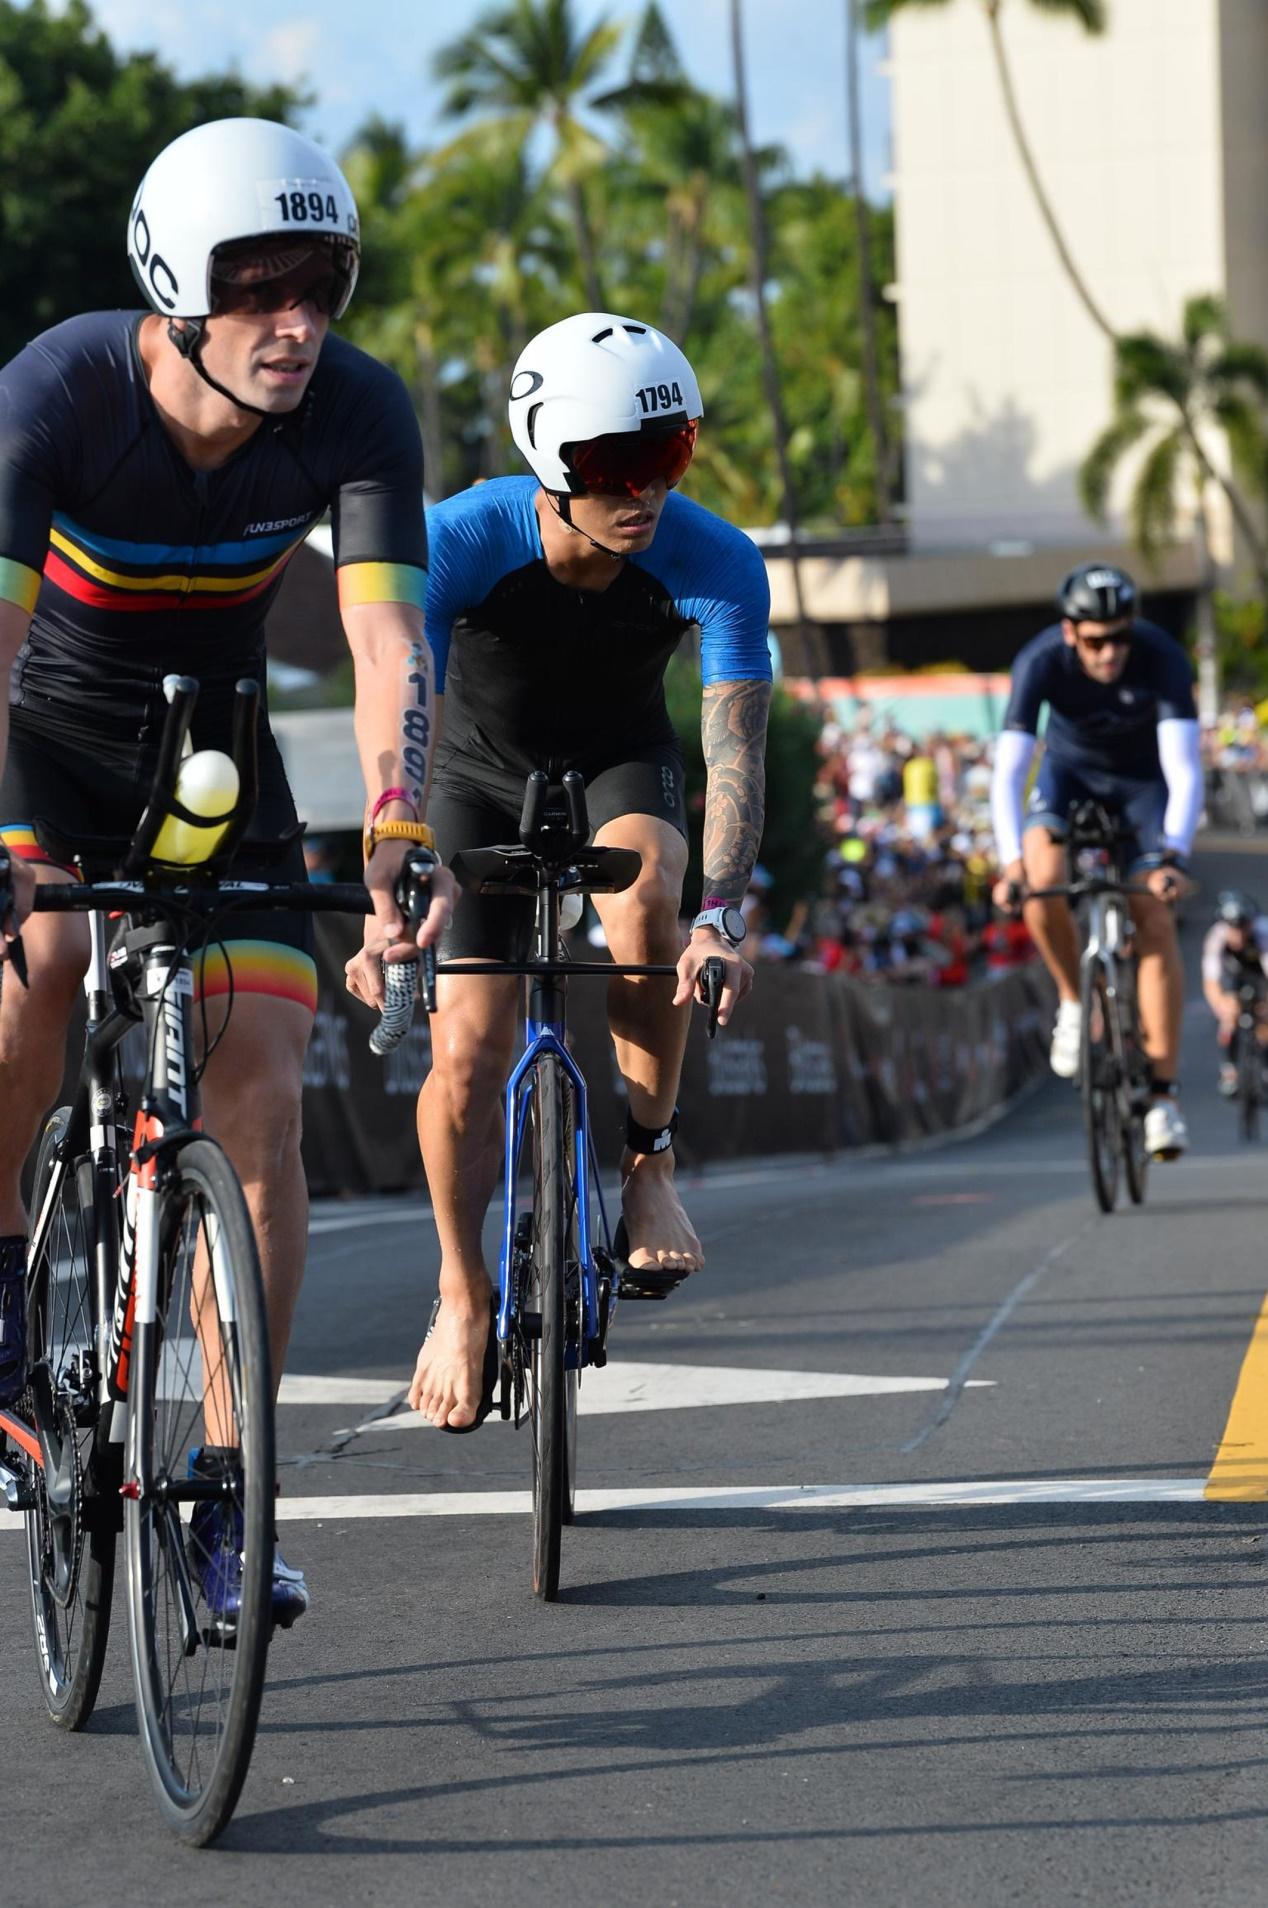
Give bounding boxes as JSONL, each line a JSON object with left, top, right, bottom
{"left": 274, "top": 190, "right": 340, "bottom": 224}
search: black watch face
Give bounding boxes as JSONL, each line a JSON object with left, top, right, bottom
{"left": 722, "top": 906, "right": 746, "bottom": 943}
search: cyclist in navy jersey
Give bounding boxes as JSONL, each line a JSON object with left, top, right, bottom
{"left": 990, "top": 563, "right": 1201, "bottom": 1160}
{"left": 345, "top": 312, "right": 772, "bottom": 1432}
{"left": 0, "top": 119, "right": 452, "bottom": 1622}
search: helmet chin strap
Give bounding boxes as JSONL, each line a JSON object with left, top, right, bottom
{"left": 548, "top": 492, "right": 627, "bottom": 563}
{"left": 166, "top": 318, "right": 273, "bottom": 422}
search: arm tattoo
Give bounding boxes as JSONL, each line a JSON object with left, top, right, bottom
{"left": 398, "top": 639, "right": 433, "bottom": 813}
{"left": 700, "top": 678, "right": 771, "bottom": 907}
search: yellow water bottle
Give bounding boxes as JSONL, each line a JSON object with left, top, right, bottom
{"left": 152, "top": 748, "right": 240, "bottom": 865}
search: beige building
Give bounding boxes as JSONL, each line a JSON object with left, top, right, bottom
{"left": 887, "top": 0, "right": 1268, "bottom": 557}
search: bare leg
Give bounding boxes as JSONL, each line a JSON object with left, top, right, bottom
{"left": 0, "top": 873, "right": 89, "bottom": 1234}
{"left": 409, "top": 968, "right": 518, "bottom": 1428}
{"left": 591, "top": 815, "right": 701, "bottom": 1277}
{"left": 200, "top": 993, "right": 312, "bottom": 1433}
{"left": 1021, "top": 828, "right": 1080, "bottom": 1003}
{"left": 1129, "top": 891, "right": 1183, "bottom": 1085}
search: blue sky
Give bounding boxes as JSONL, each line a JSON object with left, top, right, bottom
{"left": 80, "top": 0, "right": 893, "bottom": 197}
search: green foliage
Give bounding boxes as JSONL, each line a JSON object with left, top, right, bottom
{"left": 1212, "top": 591, "right": 1268, "bottom": 697}
{"left": 664, "top": 655, "right": 825, "bottom": 922}
{"left": 866, "top": 0, "right": 1106, "bottom": 29}
{"left": 0, "top": 0, "right": 300, "bottom": 366}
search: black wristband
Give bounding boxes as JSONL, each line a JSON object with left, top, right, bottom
{"left": 625, "top": 1105, "right": 679, "bottom": 1157}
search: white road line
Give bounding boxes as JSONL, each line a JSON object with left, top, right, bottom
{"left": 0, "top": 1475, "right": 1212, "bottom": 1533}
{"left": 279, "top": 1374, "right": 405, "bottom": 1405}
{"left": 349, "top": 1362, "right": 994, "bottom": 1431}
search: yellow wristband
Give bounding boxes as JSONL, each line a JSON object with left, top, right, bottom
{"left": 363, "top": 819, "right": 437, "bottom": 864}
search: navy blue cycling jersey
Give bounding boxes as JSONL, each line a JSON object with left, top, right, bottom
{"left": 1002, "top": 620, "right": 1196, "bottom": 778}
{"left": 0, "top": 310, "right": 426, "bottom": 749}
{"left": 423, "top": 476, "right": 771, "bottom": 771}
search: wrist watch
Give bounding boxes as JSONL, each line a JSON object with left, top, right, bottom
{"left": 363, "top": 818, "right": 436, "bottom": 864}
{"left": 690, "top": 903, "right": 747, "bottom": 946}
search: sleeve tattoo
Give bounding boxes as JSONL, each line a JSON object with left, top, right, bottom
{"left": 700, "top": 678, "right": 772, "bottom": 906}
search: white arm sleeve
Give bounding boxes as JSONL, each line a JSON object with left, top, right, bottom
{"left": 990, "top": 730, "right": 1037, "bottom": 867}
{"left": 1157, "top": 717, "right": 1203, "bottom": 857}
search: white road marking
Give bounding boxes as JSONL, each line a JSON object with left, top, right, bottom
{"left": 0, "top": 1475, "right": 1212, "bottom": 1534}
{"left": 279, "top": 1374, "right": 405, "bottom": 1405}
{"left": 348, "top": 1362, "right": 995, "bottom": 1431}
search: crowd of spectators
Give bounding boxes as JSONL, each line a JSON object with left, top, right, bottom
{"left": 745, "top": 707, "right": 1034, "bottom": 985}
{"left": 1202, "top": 698, "right": 1268, "bottom": 833}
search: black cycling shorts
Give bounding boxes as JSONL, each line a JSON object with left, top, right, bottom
{"left": 430, "top": 741, "right": 687, "bottom": 962}
{"left": 0, "top": 709, "right": 317, "bottom": 1011}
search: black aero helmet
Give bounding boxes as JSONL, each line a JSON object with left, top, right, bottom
{"left": 1217, "top": 889, "right": 1259, "bottom": 927}
{"left": 1058, "top": 562, "right": 1137, "bottom": 623}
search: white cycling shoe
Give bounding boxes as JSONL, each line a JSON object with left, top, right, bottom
{"left": 1050, "top": 1000, "right": 1082, "bottom": 1080}
{"left": 1144, "top": 1098, "right": 1188, "bottom": 1161}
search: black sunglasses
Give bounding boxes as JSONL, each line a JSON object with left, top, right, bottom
{"left": 1077, "top": 629, "right": 1131, "bottom": 653}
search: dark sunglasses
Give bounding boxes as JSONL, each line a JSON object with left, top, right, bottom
{"left": 567, "top": 421, "right": 699, "bottom": 498}
{"left": 210, "top": 238, "right": 357, "bottom": 318}
{"left": 1077, "top": 629, "right": 1131, "bottom": 653}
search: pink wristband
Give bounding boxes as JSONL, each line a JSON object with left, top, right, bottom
{"left": 370, "top": 787, "right": 419, "bottom": 825}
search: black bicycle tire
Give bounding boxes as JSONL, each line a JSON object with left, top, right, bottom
{"left": 1115, "top": 972, "right": 1149, "bottom": 1206}
{"left": 1239, "top": 1025, "right": 1260, "bottom": 1143}
{"left": 125, "top": 1136, "right": 273, "bottom": 1846}
{"left": 530, "top": 1059, "right": 570, "bottom": 1600}
{"left": 21, "top": 1106, "right": 119, "bottom": 1731}
{"left": 1080, "top": 959, "right": 1120, "bottom": 1213}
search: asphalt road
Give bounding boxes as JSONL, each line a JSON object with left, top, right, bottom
{"left": 5, "top": 841, "right": 1268, "bottom": 1906}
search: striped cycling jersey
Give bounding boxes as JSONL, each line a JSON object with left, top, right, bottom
{"left": 0, "top": 310, "right": 426, "bottom": 740}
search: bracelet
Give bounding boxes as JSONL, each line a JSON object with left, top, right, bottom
{"left": 369, "top": 787, "right": 419, "bottom": 827}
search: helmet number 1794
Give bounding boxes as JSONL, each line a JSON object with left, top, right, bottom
{"left": 635, "top": 382, "right": 684, "bottom": 414}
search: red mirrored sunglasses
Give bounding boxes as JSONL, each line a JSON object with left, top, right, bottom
{"left": 567, "top": 421, "right": 699, "bottom": 498}
{"left": 209, "top": 237, "right": 357, "bottom": 318}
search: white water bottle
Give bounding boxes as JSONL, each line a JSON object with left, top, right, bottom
{"left": 152, "top": 749, "right": 240, "bottom": 865}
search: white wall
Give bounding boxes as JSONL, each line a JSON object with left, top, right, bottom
{"left": 889, "top": 0, "right": 1235, "bottom": 551}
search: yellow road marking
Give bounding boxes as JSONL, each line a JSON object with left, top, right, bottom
{"left": 1206, "top": 1291, "right": 1268, "bottom": 1499}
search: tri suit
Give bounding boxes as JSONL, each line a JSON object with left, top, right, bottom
{"left": 421, "top": 476, "right": 772, "bottom": 959}
{"left": 0, "top": 310, "right": 427, "bottom": 1006}
{"left": 1001, "top": 620, "right": 1198, "bottom": 869}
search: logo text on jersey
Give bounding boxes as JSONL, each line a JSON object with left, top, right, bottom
{"left": 244, "top": 514, "right": 313, "bottom": 536}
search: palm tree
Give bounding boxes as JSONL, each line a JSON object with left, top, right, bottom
{"left": 433, "top": 0, "right": 622, "bottom": 311}
{"left": 1080, "top": 295, "right": 1268, "bottom": 716}
{"left": 868, "top": 0, "right": 1114, "bottom": 340}
{"left": 729, "top": 0, "right": 815, "bottom": 663}
{"left": 845, "top": 0, "right": 894, "bottom": 522}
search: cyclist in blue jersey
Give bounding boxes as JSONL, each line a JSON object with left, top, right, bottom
{"left": 0, "top": 119, "right": 453, "bottom": 1621}
{"left": 990, "top": 563, "right": 1201, "bottom": 1160}
{"left": 346, "top": 312, "right": 772, "bottom": 1431}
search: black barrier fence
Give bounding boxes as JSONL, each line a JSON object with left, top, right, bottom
{"left": 299, "top": 919, "right": 1055, "bottom": 1194}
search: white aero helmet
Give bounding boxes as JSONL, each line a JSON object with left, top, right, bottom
{"left": 509, "top": 312, "right": 703, "bottom": 494}
{"left": 128, "top": 117, "right": 360, "bottom": 319}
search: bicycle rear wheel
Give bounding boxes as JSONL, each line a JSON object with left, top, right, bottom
{"left": 124, "top": 1137, "right": 272, "bottom": 1846}
{"left": 21, "top": 1107, "right": 120, "bottom": 1730}
{"left": 529, "top": 1058, "right": 577, "bottom": 1600}
{"left": 1081, "top": 960, "right": 1120, "bottom": 1213}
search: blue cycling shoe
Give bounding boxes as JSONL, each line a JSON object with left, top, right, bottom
{"left": 0, "top": 1238, "right": 28, "bottom": 1408}
{"left": 187, "top": 1446, "right": 310, "bottom": 1635}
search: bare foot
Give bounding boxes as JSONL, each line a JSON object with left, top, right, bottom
{"left": 408, "top": 1277, "right": 494, "bottom": 1429}
{"left": 619, "top": 1149, "right": 703, "bottom": 1277}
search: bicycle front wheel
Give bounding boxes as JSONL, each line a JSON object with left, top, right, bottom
{"left": 124, "top": 1137, "right": 273, "bottom": 1846}
{"left": 1081, "top": 960, "right": 1120, "bottom": 1213}
{"left": 529, "top": 1058, "right": 578, "bottom": 1600}
{"left": 22, "top": 1107, "right": 119, "bottom": 1730}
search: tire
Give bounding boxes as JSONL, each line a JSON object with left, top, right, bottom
{"left": 529, "top": 1059, "right": 576, "bottom": 1600}
{"left": 124, "top": 1137, "right": 273, "bottom": 1846}
{"left": 1116, "top": 974, "right": 1149, "bottom": 1207}
{"left": 1239, "top": 1026, "right": 1260, "bottom": 1143}
{"left": 1081, "top": 959, "right": 1120, "bottom": 1213}
{"left": 21, "top": 1106, "right": 119, "bottom": 1731}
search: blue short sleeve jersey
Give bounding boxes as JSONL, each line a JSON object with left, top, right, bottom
{"left": 1003, "top": 620, "right": 1196, "bottom": 779}
{"left": 423, "top": 476, "right": 770, "bottom": 771}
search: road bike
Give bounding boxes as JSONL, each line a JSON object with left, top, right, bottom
{"left": 1232, "top": 976, "right": 1267, "bottom": 1142}
{"left": 0, "top": 674, "right": 424, "bottom": 1844}
{"left": 379, "top": 770, "right": 723, "bottom": 1600}
{"left": 1030, "top": 803, "right": 1153, "bottom": 1214}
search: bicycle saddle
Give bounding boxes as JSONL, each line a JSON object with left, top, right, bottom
{"left": 449, "top": 844, "right": 642, "bottom": 898}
